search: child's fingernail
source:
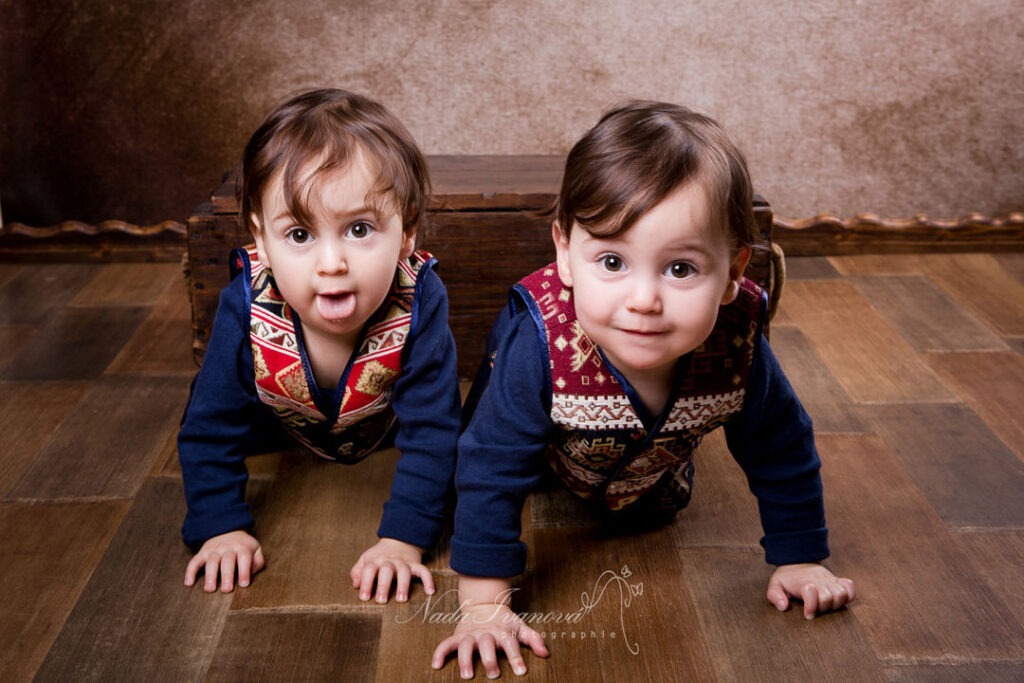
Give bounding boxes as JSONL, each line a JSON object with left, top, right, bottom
{"left": 514, "top": 664, "right": 527, "bottom": 675}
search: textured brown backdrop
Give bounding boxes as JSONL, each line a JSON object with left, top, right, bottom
{"left": 2, "top": 0, "right": 1022, "bottom": 227}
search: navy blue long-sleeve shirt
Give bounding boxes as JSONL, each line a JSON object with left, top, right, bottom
{"left": 178, "top": 261, "right": 461, "bottom": 551}
{"left": 450, "top": 302, "right": 829, "bottom": 578}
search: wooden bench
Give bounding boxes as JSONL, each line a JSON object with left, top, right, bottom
{"left": 185, "top": 155, "right": 776, "bottom": 380}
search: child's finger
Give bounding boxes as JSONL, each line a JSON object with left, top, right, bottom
{"left": 184, "top": 554, "right": 204, "bottom": 586}
{"left": 204, "top": 555, "right": 221, "bottom": 592}
{"left": 801, "top": 583, "right": 820, "bottom": 619}
{"left": 237, "top": 552, "right": 252, "bottom": 588}
{"left": 477, "top": 633, "right": 500, "bottom": 678}
{"left": 517, "top": 622, "right": 549, "bottom": 658}
{"left": 431, "top": 635, "right": 459, "bottom": 670}
{"left": 374, "top": 563, "right": 396, "bottom": 603}
{"left": 394, "top": 564, "right": 413, "bottom": 602}
{"left": 220, "top": 552, "right": 237, "bottom": 593}
{"left": 765, "top": 579, "right": 790, "bottom": 612}
{"left": 413, "top": 563, "right": 436, "bottom": 595}
{"left": 457, "top": 636, "right": 480, "bottom": 679}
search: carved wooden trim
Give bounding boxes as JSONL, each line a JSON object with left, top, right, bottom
{"left": 0, "top": 219, "right": 187, "bottom": 262}
{"left": 773, "top": 211, "right": 1024, "bottom": 255}
{"left": 2, "top": 219, "right": 186, "bottom": 239}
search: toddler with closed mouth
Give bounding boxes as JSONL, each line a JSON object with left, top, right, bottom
{"left": 433, "top": 100, "right": 856, "bottom": 678}
{"left": 178, "top": 88, "right": 461, "bottom": 605}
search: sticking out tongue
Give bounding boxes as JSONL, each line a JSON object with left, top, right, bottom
{"left": 316, "top": 292, "right": 357, "bottom": 321}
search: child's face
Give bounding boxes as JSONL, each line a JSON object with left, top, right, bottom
{"left": 554, "top": 180, "right": 749, "bottom": 383}
{"left": 252, "top": 149, "right": 415, "bottom": 351}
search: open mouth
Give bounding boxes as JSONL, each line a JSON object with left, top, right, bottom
{"left": 315, "top": 291, "right": 356, "bottom": 321}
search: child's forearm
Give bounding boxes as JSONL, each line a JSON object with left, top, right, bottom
{"left": 458, "top": 575, "right": 514, "bottom": 609}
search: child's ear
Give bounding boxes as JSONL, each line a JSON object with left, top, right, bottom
{"left": 552, "top": 221, "right": 573, "bottom": 288}
{"left": 251, "top": 217, "right": 271, "bottom": 267}
{"left": 400, "top": 228, "right": 417, "bottom": 259}
{"left": 720, "top": 246, "right": 752, "bottom": 305}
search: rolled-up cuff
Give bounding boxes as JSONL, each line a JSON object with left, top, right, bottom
{"left": 450, "top": 538, "right": 527, "bottom": 578}
{"left": 761, "top": 528, "right": 830, "bottom": 566}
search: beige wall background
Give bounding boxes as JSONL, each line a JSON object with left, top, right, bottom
{"left": 2, "top": 0, "right": 1021, "bottom": 226}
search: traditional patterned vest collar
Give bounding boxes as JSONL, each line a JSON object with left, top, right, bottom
{"left": 515, "top": 264, "right": 765, "bottom": 512}
{"left": 232, "top": 245, "right": 432, "bottom": 463}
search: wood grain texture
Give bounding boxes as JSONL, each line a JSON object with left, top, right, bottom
{"left": 830, "top": 253, "right": 1024, "bottom": 336}
{"left": 770, "top": 325, "right": 867, "bottom": 433}
{"left": 68, "top": 262, "right": 183, "bottom": 307}
{"left": 8, "top": 375, "right": 191, "bottom": 500}
{"left": 229, "top": 448, "right": 417, "bottom": 610}
{"left": 858, "top": 404, "right": 1024, "bottom": 527}
{"left": 205, "top": 611, "right": 381, "bottom": 682}
{"left": 0, "top": 263, "right": 100, "bottom": 325}
{"left": 924, "top": 351, "right": 1024, "bottom": 462}
{"left": 32, "top": 478, "right": 233, "bottom": 682}
{"left": 527, "top": 528, "right": 719, "bottom": 682}
{"left": 0, "top": 382, "right": 87, "bottom": 496}
{"left": 0, "top": 501, "right": 129, "bottom": 683}
{"left": 684, "top": 548, "right": 884, "bottom": 682}
{"left": 0, "top": 305, "right": 149, "bottom": 380}
{"left": 851, "top": 275, "right": 1008, "bottom": 351}
{"left": 818, "top": 433, "right": 1024, "bottom": 660}
{"left": 951, "top": 531, "right": 1024, "bottom": 627}
{"left": 105, "top": 269, "right": 194, "bottom": 375}
{"left": 884, "top": 662, "right": 1024, "bottom": 682}
{"left": 778, "top": 280, "right": 954, "bottom": 403}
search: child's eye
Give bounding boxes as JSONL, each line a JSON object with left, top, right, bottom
{"left": 286, "top": 228, "right": 312, "bottom": 245}
{"left": 597, "top": 254, "right": 624, "bottom": 272}
{"left": 346, "top": 221, "right": 374, "bottom": 239}
{"left": 665, "top": 261, "right": 696, "bottom": 279}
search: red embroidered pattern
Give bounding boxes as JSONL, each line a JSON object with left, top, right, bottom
{"left": 518, "top": 264, "right": 762, "bottom": 511}
{"left": 238, "top": 246, "right": 429, "bottom": 462}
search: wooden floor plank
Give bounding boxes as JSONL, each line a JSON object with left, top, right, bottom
{"left": 525, "top": 528, "right": 719, "bottom": 682}
{"left": 0, "top": 263, "right": 25, "bottom": 288}
{"left": 228, "top": 448, "right": 419, "bottom": 610}
{"left": 924, "top": 351, "right": 1024, "bottom": 462}
{"left": 105, "top": 272, "right": 195, "bottom": 375}
{"left": 770, "top": 325, "right": 868, "bottom": 432}
{"left": 831, "top": 253, "right": 1024, "bottom": 336}
{"left": 859, "top": 403, "right": 1024, "bottom": 528}
{"left": 7, "top": 375, "right": 191, "bottom": 500}
{"left": 951, "top": 530, "right": 1024, "bottom": 629}
{"left": 32, "top": 478, "right": 234, "bottom": 682}
{"left": 376, "top": 574, "right": 467, "bottom": 683}
{"left": 0, "top": 324, "right": 38, "bottom": 366}
{"left": 778, "top": 280, "right": 954, "bottom": 403}
{"left": 69, "top": 262, "right": 184, "bottom": 307}
{"left": 994, "top": 252, "right": 1024, "bottom": 285}
{"left": 0, "top": 305, "right": 149, "bottom": 380}
{"left": 205, "top": 611, "right": 381, "bottom": 682}
{"left": 0, "top": 501, "right": 129, "bottom": 683}
{"left": 885, "top": 663, "right": 1024, "bottom": 682}
{"left": 684, "top": 548, "right": 884, "bottom": 682}
{"left": 818, "top": 433, "right": 1024, "bottom": 660}
{"left": 0, "top": 382, "right": 87, "bottom": 496}
{"left": 672, "top": 428, "right": 764, "bottom": 551}
{"left": 0, "top": 263, "right": 100, "bottom": 325}
{"left": 851, "top": 274, "right": 1008, "bottom": 351}
{"left": 783, "top": 255, "right": 843, "bottom": 281}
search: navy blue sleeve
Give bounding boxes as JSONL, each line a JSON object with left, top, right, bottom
{"left": 177, "top": 275, "right": 281, "bottom": 549}
{"left": 449, "top": 300, "right": 552, "bottom": 578}
{"left": 724, "top": 334, "right": 831, "bottom": 565}
{"left": 377, "top": 265, "right": 462, "bottom": 550}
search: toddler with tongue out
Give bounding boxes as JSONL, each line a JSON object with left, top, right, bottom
{"left": 178, "top": 88, "right": 461, "bottom": 606}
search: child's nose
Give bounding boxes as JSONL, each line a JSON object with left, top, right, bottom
{"left": 625, "top": 277, "right": 662, "bottom": 313}
{"left": 316, "top": 239, "right": 348, "bottom": 274}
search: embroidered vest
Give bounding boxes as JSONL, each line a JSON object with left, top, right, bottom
{"left": 232, "top": 246, "right": 431, "bottom": 463}
{"left": 516, "top": 264, "right": 765, "bottom": 512}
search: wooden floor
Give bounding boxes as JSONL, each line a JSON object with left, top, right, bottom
{"left": 2, "top": 253, "right": 1023, "bottom": 682}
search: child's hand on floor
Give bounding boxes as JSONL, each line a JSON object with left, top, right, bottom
{"left": 767, "top": 562, "right": 856, "bottom": 619}
{"left": 184, "top": 530, "right": 265, "bottom": 593}
{"left": 350, "top": 537, "right": 434, "bottom": 603}
{"left": 432, "top": 602, "right": 549, "bottom": 679}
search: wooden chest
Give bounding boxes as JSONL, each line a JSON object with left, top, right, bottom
{"left": 185, "top": 155, "right": 774, "bottom": 379}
